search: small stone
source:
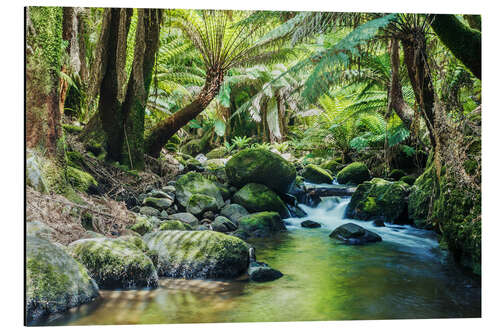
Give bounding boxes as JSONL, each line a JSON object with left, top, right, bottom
{"left": 139, "top": 206, "right": 160, "bottom": 217}
{"left": 160, "top": 210, "right": 169, "bottom": 220}
{"left": 248, "top": 262, "right": 283, "bottom": 282}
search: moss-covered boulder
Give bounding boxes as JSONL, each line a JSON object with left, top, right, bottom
{"left": 128, "top": 217, "right": 154, "bottom": 236}
{"left": 320, "top": 159, "right": 344, "bottom": 174}
{"left": 220, "top": 204, "right": 249, "bottom": 225}
{"left": 388, "top": 169, "right": 406, "bottom": 180}
{"left": 232, "top": 183, "right": 288, "bottom": 218}
{"left": 186, "top": 194, "right": 218, "bottom": 216}
{"left": 408, "top": 165, "right": 438, "bottom": 229}
{"left": 212, "top": 216, "right": 238, "bottom": 233}
{"left": 167, "top": 212, "right": 199, "bottom": 227}
{"left": 159, "top": 220, "right": 192, "bottom": 231}
{"left": 336, "top": 162, "right": 371, "bottom": 185}
{"left": 142, "top": 197, "right": 173, "bottom": 210}
{"left": 346, "top": 178, "right": 410, "bottom": 223}
{"left": 302, "top": 164, "right": 334, "bottom": 184}
{"left": 329, "top": 223, "right": 382, "bottom": 245}
{"left": 66, "top": 166, "right": 98, "bottom": 192}
{"left": 206, "top": 147, "right": 227, "bottom": 159}
{"left": 175, "top": 172, "right": 224, "bottom": 208}
{"left": 68, "top": 237, "right": 159, "bottom": 289}
{"left": 226, "top": 148, "right": 296, "bottom": 193}
{"left": 26, "top": 236, "right": 99, "bottom": 322}
{"left": 27, "top": 221, "right": 55, "bottom": 241}
{"left": 139, "top": 206, "right": 160, "bottom": 217}
{"left": 237, "top": 212, "right": 286, "bottom": 238}
{"left": 143, "top": 230, "right": 250, "bottom": 279}
{"left": 26, "top": 152, "right": 48, "bottom": 193}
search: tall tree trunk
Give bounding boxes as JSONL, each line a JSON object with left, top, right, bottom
{"left": 121, "top": 9, "right": 162, "bottom": 169}
{"left": 144, "top": 70, "right": 224, "bottom": 157}
{"left": 93, "top": 8, "right": 132, "bottom": 162}
{"left": 430, "top": 14, "right": 481, "bottom": 79}
{"left": 401, "top": 35, "right": 436, "bottom": 147}
{"left": 26, "top": 7, "right": 63, "bottom": 155}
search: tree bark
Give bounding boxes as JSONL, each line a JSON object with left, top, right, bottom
{"left": 144, "top": 70, "right": 224, "bottom": 157}
{"left": 430, "top": 14, "right": 481, "bottom": 79}
{"left": 121, "top": 9, "right": 162, "bottom": 169}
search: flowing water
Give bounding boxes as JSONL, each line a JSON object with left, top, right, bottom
{"left": 35, "top": 195, "right": 481, "bottom": 326}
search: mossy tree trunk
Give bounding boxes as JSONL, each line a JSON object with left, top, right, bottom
{"left": 120, "top": 9, "right": 162, "bottom": 169}
{"left": 144, "top": 69, "right": 225, "bottom": 157}
{"left": 26, "top": 7, "right": 63, "bottom": 155}
{"left": 430, "top": 14, "right": 481, "bottom": 79}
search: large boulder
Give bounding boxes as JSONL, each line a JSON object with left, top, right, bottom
{"left": 302, "top": 164, "right": 333, "bottom": 184}
{"left": 68, "top": 237, "right": 159, "bottom": 289}
{"left": 226, "top": 148, "right": 296, "bottom": 193}
{"left": 26, "top": 236, "right": 99, "bottom": 322}
{"left": 346, "top": 178, "right": 410, "bottom": 223}
{"left": 237, "top": 212, "right": 286, "bottom": 238}
{"left": 186, "top": 194, "right": 218, "bottom": 216}
{"left": 232, "top": 183, "right": 288, "bottom": 218}
{"left": 143, "top": 230, "right": 250, "bottom": 279}
{"left": 336, "top": 162, "right": 371, "bottom": 185}
{"left": 220, "top": 204, "right": 249, "bottom": 225}
{"left": 329, "top": 223, "right": 382, "bottom": 245}
{"left": 175, "top": 172, "right": 224, "bottom": 208}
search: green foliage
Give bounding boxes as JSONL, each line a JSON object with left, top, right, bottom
{"left": 231, "top": 136, "right": 252, "bottom": 150}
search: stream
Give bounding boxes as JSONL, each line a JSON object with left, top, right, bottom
{"left": 36, "top": 193, "right": 481, "bottom": 325}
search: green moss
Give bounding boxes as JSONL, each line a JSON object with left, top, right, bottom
{"left": 206, "top": 147, "right": 227, "bottom": 159}
{"left": 226, "top": 148, "right": 296, "bottom": 193}
{"left": 400, "top": 175, "right": 417, "bottom": 186}
{"left": 129, "top": 218, "right": 153, "bottom": 236}
{"left": 66, "top": 151, "right": 86, "bottom": 169}
{"left": 320, "top": 159, "right": 344, "bottom": 174}
{"left": 187, "top": 193, "right": 218, "bottom": 216}
{"left": 302, "top": 164, "right": 334, "bottom": 184}
{"left": 159, "top": 220, "right": 191, "bottom": 231}
{"left": 336, "top": 162, "right": 371, "bottom": 185}
{"left": 232, "top": 183, "right": 288, "bottom": 218}
{"left": 388, "top": 169, "right": 406, "bottom": 180}
{"left": 238, "top": 211, "right": 286, "bottom": 238}
{"left": 62, "top": 124, "right": 83, "bottom": 135}
{"left": 27, "top": 257, "right": 71, "bottom": 302}
{"left": 408, "top": 165, "right": 438, "bottom": 229}
{"left": 175, "top": 172, "right": 224, "bottom": 208}
{"left": 66, "top": 166, "right": 97, "bottom": 192}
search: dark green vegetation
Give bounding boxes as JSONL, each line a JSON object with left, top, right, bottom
{"left": 26, "top": 6, "right": 481, "bottom": 325}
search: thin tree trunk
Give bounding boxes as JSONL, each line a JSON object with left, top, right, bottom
{"left": 144, "top": 70, "right": 224, "bottom": 157}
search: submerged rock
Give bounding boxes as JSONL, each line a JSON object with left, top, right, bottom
{"left": 175, "top": 172, "right": 224, "bottom": 208}
{"left": 26, "top": 236, "right": 99, "bottom": 322}
{"left": 68, "top": 237, "right": 159, "bottom": 289}
{"left": 336, "top": 162, "right": 371, "bottom": 185}
{"left": 237, "top": 212, "right": 286, "bottom": 238}
{"left": 248, "top": 261, "right": 283, "bottom": 282}
{"left": 143, "top": 230, "right": 250, "bottom": 279}
{"left": 302, "top": 164, "right": 333, "bottom": 184}
{"left": 346, "top": 178, "right": 410, "bottom": 223}
{"left": 329, "top": 223, "right": 382, "bottom": 245}
{"left": 301, "top": 220, "right": 321, "bottom": 228}
{"left": 232, "top": 183, "right": 288, "bottom": 218}
{"left": 226, "top": 148, "right": 296, "bottom": 193}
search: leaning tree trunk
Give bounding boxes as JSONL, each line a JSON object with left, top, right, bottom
{"left": 145, "top": 69, "right": 224, "bottom": 157}
{"left": 26, "top": 7, "right": 63, "bottom": 155}
{"left": 430, "top": 14, "right": 481, "bottom": 80}
{"left": 120, "top": 9, "right": 162, "bottom": 169}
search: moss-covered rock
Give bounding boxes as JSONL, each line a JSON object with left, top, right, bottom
{"left": 346, "top": 178, "right": 410, "bottom": 223}
{"left": 159, "top": 220, "right": 192, "bottom": 231}
{"left": 62, "top": 123, "right": 83, "bottom": 134}
{"left": 302, "top": 164, "right": 334, "bottom": 184}
{"left": 336, "top": 162, "right": 371, "bottom": 185}
{"left": 237, "top": 212, "right": 286, "bottom": 238}
{"left": 212, "top": 216, "right": 238, "bottom": 233}
{"left": 388, "top": 169, "right": 406, "bottom": 180}
{"left": 142, "top": 197, "right": 173, "bottom": 210}
{"left": 143, "top": 230, "right": 250, "bottom": 279}
{"left": 26, "top": 236, "right": 99, "bottom": 322}
{"left": 226, "top": 148, "right": 296, "bottom": 193}
{"left": 27, "top": 221, "right": 55, "bottom": 241}
{"left": 408, "top": 165, "right": 438, "bottom": 229}
{"left": 129, "top": 217, "right": 153, "bottom": 236}
{"left": 320, "top": 159, "right": 344, "bottom": 174}
{"left": 220, "top": 204, "right": 249, "bottom": 225}
{"left": 66, "top": 166, "right": 98, "bottom": 192}
{"left": 232, "top": 183, "right": 288, "bottom": 218}
{"left": 26, "top": 151, "right": 48, "bottom": 193}
{"left": 205, "top": 159, "right": 226, "bottom": 170}
{"left": 433, "top": 173, "right": 481, "bottom": 275}
{"left": 206, "top": 147, "right": 227, "bottom": 159}
{"left": 139, "top": 206, "right": 160, "bottom": 217}
{"left": 180, "top": 137, "right": 210, "bottom": 157}
{"left": 175, "top": 172, "right": 224, "bottom": 208}
{"left": 187, "top": 193, "right": 219, "bottom": 216}
{"left": 167, "top": 212, "right": 199, "bottom": 227}
{"left": 68, "top": 237, "right": 159, "bottom": 289}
